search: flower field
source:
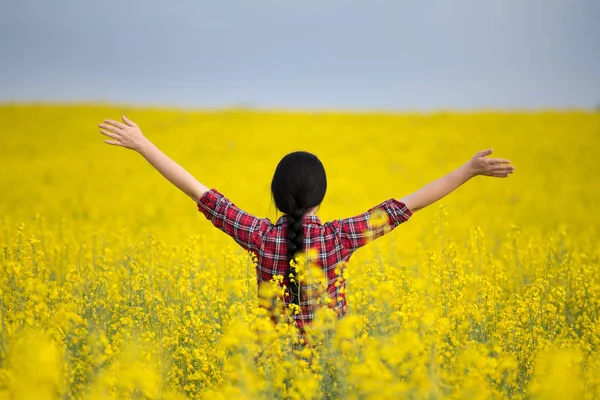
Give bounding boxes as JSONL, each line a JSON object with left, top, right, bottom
{"left": 0, "top": 105, "right": 599, "bottom": 399}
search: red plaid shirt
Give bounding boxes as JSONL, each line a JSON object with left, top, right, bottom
{"left": 197, "top": 189, "right": 412, "bottom": 330}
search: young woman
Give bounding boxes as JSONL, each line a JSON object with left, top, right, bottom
{"left": 98, "top": 115, "right": 515, "bottom": 331}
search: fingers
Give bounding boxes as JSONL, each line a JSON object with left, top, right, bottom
{"left": 121, "top": 114, "right": 137, "bottom": 127}
{"left": 103, "top": 119, "right": 127, "bottom": 130}
{"left": 492, "top": 165, "right": 515, "bottom": 173}
{"left": 487, "top": 165, "right": 515, "bottom": 178}
{"left": 99, "top": 117, "right": 132, "bottom": 147}
{"left": 476, "top": 148, "right": 493, "bottom": 158}
{"left": 99, "top": 129, "right": 118, "bottom": 139}
{"left": 488, "top": 158, "right": 511, "bottom": 165}
{"left": 98, "top": 123, "right": 121, "bottom": 134}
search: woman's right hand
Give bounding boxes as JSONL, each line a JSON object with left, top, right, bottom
{"left": 467, "top": 149, "right": 515, "bottom": 178}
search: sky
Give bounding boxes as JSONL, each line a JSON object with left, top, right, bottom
{"left": 1, "top": 0, "right": 599, "bottom": 110}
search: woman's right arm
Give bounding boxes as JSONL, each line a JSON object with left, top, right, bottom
{"left": 400, "top": 149, "right": 515, "bottom": 213}
{"left": 333, "top": 149, "right": 514, "bottom": 256}
{"left": 333, "top": 198, "right": 413, "bottom": 256}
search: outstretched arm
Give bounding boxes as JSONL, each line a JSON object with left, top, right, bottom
{"left": 400, "top": 149, "right": 515, "bottom": 213}
{"left": 98, "top": 115, "right": 209, "bottom": 202}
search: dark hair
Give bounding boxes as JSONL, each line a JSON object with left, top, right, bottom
{"left": 271, "top": 151, "right": 327, "bottom": 307}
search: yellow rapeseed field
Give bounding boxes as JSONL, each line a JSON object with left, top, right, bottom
{"left": 0, "top": 105, "right": 599, "bottom": 399}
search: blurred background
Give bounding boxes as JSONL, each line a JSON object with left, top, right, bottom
{"left": 1, "top": 0, "right": 599, "bottom": 111}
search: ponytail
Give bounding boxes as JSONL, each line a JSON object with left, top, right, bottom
{"left": 286, "top": 207, "right": 307, "bottom": 306}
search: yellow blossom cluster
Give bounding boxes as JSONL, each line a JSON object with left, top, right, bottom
{"left": 0, "top": 105, "right": 599, "bottom": 399}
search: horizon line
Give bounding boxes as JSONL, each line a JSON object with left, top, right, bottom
{"left": 1, "top": 101, "right": 598, "bottom": 115}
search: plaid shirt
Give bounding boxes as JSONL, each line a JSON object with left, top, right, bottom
{"left": 197, "top": 189, "right": 412, "bottom": 330}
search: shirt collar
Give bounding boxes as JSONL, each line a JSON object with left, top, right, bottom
{"left": 276, "top": 214, "right": 322, "bottom": 226}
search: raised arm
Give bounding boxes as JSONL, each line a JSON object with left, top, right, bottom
{"left": 400, "top": 149, "right": 515, "bottom": 213}
{"left": 98, "top": 115, "right": 209, "bottom": 202}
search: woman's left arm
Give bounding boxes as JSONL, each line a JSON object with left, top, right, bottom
{"left": 99, "top": 115, "right": 209, "bottom": 202}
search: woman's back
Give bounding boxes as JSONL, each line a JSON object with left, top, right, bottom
{"left": 197, "top": 188, "right": 413, "bottom": 329}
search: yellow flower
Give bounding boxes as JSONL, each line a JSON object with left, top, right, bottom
{"left": 1, "top": 105, "right": 598, "bottom": 399}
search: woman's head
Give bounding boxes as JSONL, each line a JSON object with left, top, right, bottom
{"left": 271, "top": 151, "right": 327, "bottom": 305}
{"left": 271, "top": 151, "right": 327, "bottom": 217}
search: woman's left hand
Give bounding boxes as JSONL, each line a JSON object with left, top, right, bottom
{"left": 98, "top": 115, "right": 149, "bottom": 152}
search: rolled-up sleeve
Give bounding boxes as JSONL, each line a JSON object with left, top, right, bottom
{"left": 197, "top": 189, "right": 270, "bottom": 253}
{"left": 334, "top": 199, "right": 412, "bottom": 257}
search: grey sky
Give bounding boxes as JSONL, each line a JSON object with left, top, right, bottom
{"left": 1, "top": 0, "right": 599, "bottom": 110}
